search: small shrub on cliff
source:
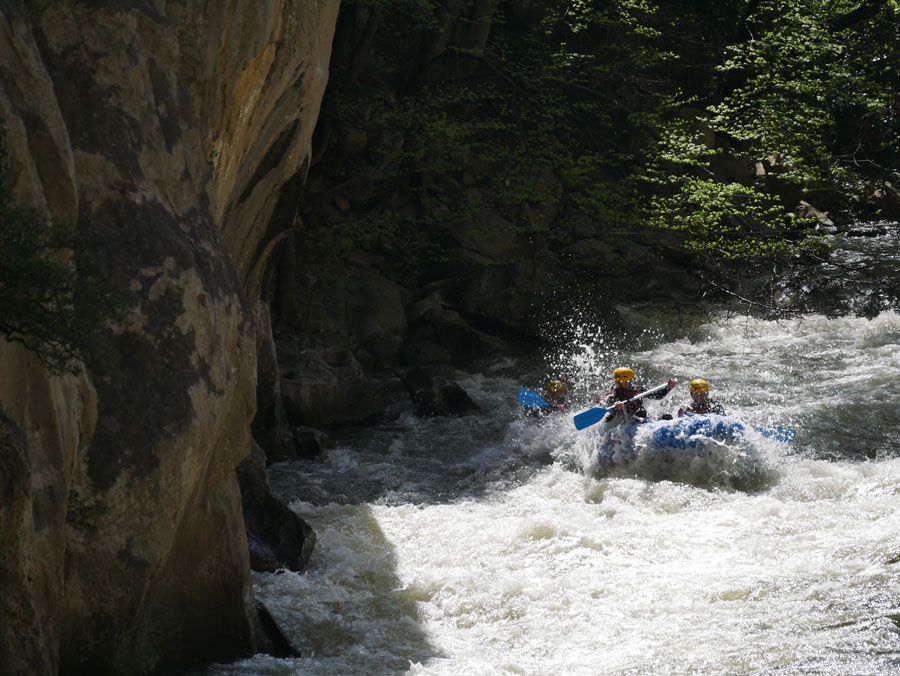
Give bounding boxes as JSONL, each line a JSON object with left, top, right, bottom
{"left": 0, "top": 126, "right": 125, "bottom": 373}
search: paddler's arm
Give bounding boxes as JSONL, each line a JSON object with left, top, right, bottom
{"left": 602, "top": 399, "right": 628, "bottom": 422}
{"left": 647, "top": 379, "right": 676, "bottom": 399}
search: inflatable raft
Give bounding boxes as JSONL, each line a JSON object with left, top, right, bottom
{"left": 593, "top": 415, "right": 778, "bottom": 489}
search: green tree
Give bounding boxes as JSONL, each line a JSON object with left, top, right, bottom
{"left": 0, "top": 126, "right": 124, "bottom": 373}
{"left": 636, "top": 0, "right": 898, "bottom": 285}
{"left": 311, "top": 0, "right": 898, "bottom": 314}
{"left": 711, "top": 0, "right": 899, "bottom": 191}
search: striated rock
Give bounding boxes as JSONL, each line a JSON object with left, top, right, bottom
{"left": 289, "top": 262, "right": 412, "bottom": 369}
{"left": 253, "top": 301, "right": 295, "bottom": 456}
{"left": 278, "top": 334, "right": 384, "bottom": 427}
{"left": 0, "top": 407, "right": 56, "bottom": 676}
{"left": 175, "top": 0, "right": 341, "bottom": 305}
{"left": 0, "top": 0, "right": 339, "bottom": 674}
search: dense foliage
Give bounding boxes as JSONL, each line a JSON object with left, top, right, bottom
{"left": 310, "top": 0, "right": 898, "bottom": 310}
{"left": 646, "top": 0, "right": 900, "bottom": 260}
{"left": 0, "top": 128, "right": 124, "bottom": 372}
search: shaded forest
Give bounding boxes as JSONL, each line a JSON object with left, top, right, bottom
{"left": 299, "top": 0, "right": 899, "bottom": 324}
{"left": 3, "top": 0, "right": 899, "bottom": 372}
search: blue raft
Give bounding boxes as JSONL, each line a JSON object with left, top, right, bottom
{"left": 646, "top": 415, "right": 747, "bottom": 449}
{"left": 593, "top": 415, "right": 782, "bottom": 488}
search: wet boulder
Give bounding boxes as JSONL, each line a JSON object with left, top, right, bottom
{"left": 795, "top": 200, "right": 835, "bottom": 230}
{"left": 396, "top": 368, "right": 481, "bottom": 417}
{"left": 407, "top": 283, "right": 509, "bottom": 366}
{"left": 286, "top": 262, "right": 411, "bottom": 370}
{"left": 237, "top": 439, "right": 316, "bottom": 573}
{"left": 277, "top": 334, "right": 383, "bottom": 427}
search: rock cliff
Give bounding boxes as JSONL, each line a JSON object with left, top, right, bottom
{"left": 0, "top": 1, "right": 338, "bottom": 674}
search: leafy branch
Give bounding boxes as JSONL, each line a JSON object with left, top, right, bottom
{"left": 0, "top": 125, "right": 126, "bottom": 373}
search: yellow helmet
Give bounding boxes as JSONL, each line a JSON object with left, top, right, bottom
{"left": 548, "top": 380, "right": 567, "bottom": 392}
{"left": 690, "top": 378, "right": 709, "bottom": 395}
{"left": 613, "top": 367, "right": 635, "bottom": 386}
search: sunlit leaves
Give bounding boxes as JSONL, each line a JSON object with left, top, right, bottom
{"left": 641, "top": 0, "right": 900, "bottom": 266}
{"left": 645, "top": 177, "right": 794, "bottom": 258}
{"left": 709, "top": 0, "right": 899, "bottom": 189}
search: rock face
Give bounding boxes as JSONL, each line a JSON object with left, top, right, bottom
{"left": 237, "top": 440, "right": 316, "bottom": 574}
{"left": 0, "top": 1, "right": 339, "bottom": 674}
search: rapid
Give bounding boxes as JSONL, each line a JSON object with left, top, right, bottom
{"left": 188, "top": 306, "right": 900, "bottom": 676}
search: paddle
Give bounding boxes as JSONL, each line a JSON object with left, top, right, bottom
{"left": 518, "top": 387, "right": 549, "bottom": 409}
{"left": 573, "top": 383, "right": 670, "bottom": 431}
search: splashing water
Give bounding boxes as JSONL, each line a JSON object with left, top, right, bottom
{"left": 188, "top": 311, "right": 900, "bottom": 676}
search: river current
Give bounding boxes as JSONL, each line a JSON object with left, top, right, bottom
{"left": 189, "top": 305, "right": 900, "bottom": 676}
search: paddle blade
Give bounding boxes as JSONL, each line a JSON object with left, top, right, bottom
{"left": 573, "top": 406, "right": 610, "bottom": 430}
{"left": 755, "top": 426, "right": 796, "bottom": 443}
{"left": 518, "top": 387, "right": 548, "bottom": 408}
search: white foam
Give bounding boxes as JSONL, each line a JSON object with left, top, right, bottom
{"left": 195, "top": 312, "right": 900, "bottom": 676}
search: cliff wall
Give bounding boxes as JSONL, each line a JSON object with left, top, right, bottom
{"left": 0, "top": 1, "right": 338, "bottom": 674}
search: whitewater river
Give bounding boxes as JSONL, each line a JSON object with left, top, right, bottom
{"left": 192, "top": 308, "right": 900, "bottom": 676}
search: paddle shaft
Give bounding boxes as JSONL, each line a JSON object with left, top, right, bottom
{"left": 573, "top": 382, "right": 670, "bottom": 430}
{"left": 622, "top": 382, "right": 669, "bottom": 403}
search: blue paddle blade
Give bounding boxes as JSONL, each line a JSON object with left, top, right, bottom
{"left": 755, "top": 426, "right": 796, "bottom": 443}
{"left": 573, "top": 406, "right": 610, "bottom": 430}
{"left": 518, "top": 387, "right": 549, "bottom": 408}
